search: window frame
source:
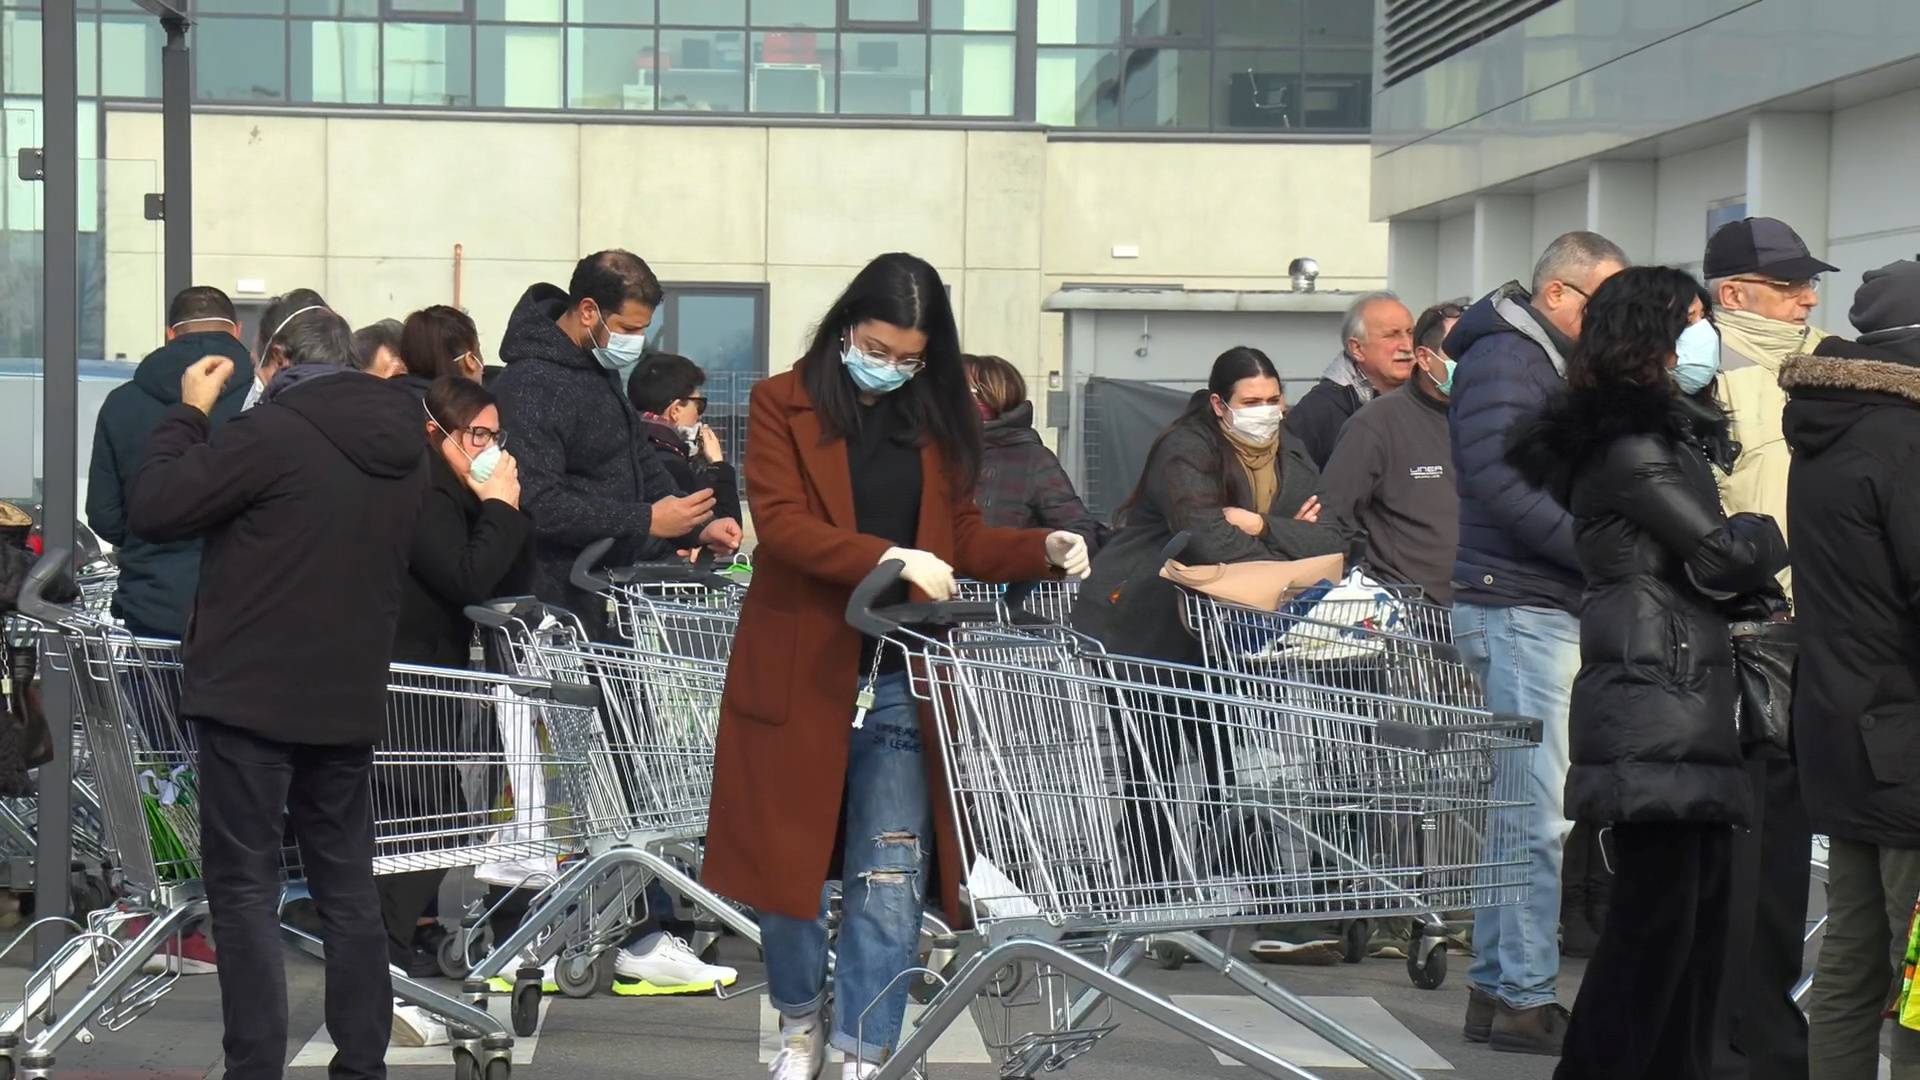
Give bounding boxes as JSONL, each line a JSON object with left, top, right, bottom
{"left": 382, "top": 0, "right": 472, "bottom": 22}
{"left": 838, "top": 0, "right": 928, "bottom": 32}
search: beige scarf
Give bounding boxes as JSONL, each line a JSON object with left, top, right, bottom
{"left": 1717, "top": 308, "right": 1828, "bottom": 373}
{"left": 1221, "top": 424, "right": 1279, "bottom": 512}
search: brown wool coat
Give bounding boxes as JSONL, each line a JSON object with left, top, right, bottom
{"left": 701, "top": 370, "right": 1055, "bottom": 924}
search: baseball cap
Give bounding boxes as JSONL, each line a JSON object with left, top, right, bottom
{"left": 1703, "top": 217, "right": 1839, "bottom": 281}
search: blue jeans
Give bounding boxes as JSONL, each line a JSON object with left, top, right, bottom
{"left": 1452, "top": 601, "right": 1579, "bottom": 1009}
{"left": 761, "top": 671, "right": 930, "bottom": 1063}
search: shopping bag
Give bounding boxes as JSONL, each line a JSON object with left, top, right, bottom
{"left": 1159, "top": 553, "right": 1344, "bottom": 611}
{"left": 1894, "top": 892, "right": 1920, "bottom": 1029}
{"left": 140, "top": 765, "right": 201, "bottom": 881}
{"left": 1243, "top": 569, "right": 1407, "bottom": 664}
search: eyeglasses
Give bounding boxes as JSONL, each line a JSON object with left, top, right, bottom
{"left": 849, "top": 336, "right": 926, "bottom": 375}
{"left": 1730, "top": 276, "right": 1822, "bottom": 297}
{"left": 677, "top": 396, "right": 709, "bottom": 417}
{"left": 460, "top": 425, "right": 504, "bottom": 450}
{"left": 1562, "top": 282, "right": 1591, "bottom": 300}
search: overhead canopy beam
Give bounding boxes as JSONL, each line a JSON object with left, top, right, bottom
{"left": 129, "top": 0, "right": 190, "bottom": 21}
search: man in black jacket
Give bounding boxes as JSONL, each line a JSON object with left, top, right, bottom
{"left": 494, "top": 251, "right": 740, "bottom": 631}
{"left": 1782, "top": 260, "right": 1920, "bottom": 1080}
{"left": 87, "top": 286, "right": 251, "bottom": 638}
{"left": 1287, "top": 291, "right": 1415, "bottom": 469}
{"left": 626, "top": 352, "right": 743, "bottom": 526}
{"left": 128, "top": 305, "right": 427, "bottom": 1080}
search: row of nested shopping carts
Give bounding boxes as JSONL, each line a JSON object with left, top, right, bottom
{"left": 0, "top": 533, "right": 1540, "bottom": 1080}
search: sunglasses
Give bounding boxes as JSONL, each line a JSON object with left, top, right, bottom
{"left": 677, "top": 396, "right": 709, "bottom": 417}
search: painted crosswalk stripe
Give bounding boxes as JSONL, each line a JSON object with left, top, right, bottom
{"left": 289, "top": 996, "right": 546, "bottom": 1068}
{"left": 757, "top": 997, "right": 991, "bottom": 1063}
{"left": 1171, "top": 994, "right": 1452, "bottom": 1070}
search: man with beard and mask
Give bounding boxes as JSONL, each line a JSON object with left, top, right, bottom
{"left": 1287, "top": 291, "right": 1416, "bottom": 470}
{"left": 1702, "top": 216, "right": 1835, "bottom": 1080}
{"left": 1446, "top": 230, "right": 1628, "bottom": 1057}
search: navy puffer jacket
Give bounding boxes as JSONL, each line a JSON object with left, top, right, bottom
{"left": 1444, "top": 282, "right": 1584, "bottom": 612}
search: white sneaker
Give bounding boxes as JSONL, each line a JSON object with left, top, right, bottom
{"left": 842, "top": 1062, "right": 879, "bottom": 1080}
{"left": 611, "top": 932, "right": 738, "bottom": 995}
{"left": 391, "top": 1002, "right": 450, "bottom": 1048}
{"left": 769, "top": 1018, "right": 825, "bottom": 1080}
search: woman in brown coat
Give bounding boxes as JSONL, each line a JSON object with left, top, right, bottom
{"left": 702, "top": 253, "right": 1090, "bottom": 1080}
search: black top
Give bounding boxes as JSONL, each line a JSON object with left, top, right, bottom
{"left": 848, "top": 393, "right": 922, "bottom": 674}
{"left": 394, "top": 452, "right": 538, "bottom": 669}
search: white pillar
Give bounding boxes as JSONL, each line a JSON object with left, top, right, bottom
{"left": 1388, "top": 218, "right": 1439, "bottom": 310}
{"left": 1746, "top": 113, "right": 1832, "bottom": 259}
{"left": 1473, "top": 194, "right": 1534, "bottom": 298}
{"left": 1585, "top": 159, "right": 1657, "bottom": 265}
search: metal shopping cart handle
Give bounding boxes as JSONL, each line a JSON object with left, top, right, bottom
{"left": 845, "top": 560, "right": 1005, "bottom": 637}
{"left": 12, "top": 547, "right": 80, "bottom": 624}
{"left": 463, "top": 596, "right": 561, "bottom": 630}
{"left": 569, "top": 537, "right": 732, "bottom": 594}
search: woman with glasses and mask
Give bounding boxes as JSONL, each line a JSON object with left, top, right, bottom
{"left": 398, "top": 304, "right": 487, "bottom": 400}
{"left": 378, "top": 376, "right": 534, "bottom": 1010}
{"left": 704, "top": 252, "right": 1088, "bottom": 1080}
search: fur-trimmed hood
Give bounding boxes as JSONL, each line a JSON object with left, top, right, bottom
{"left": 1781, "top": 339, "right": 1920, "bottom": 458}
{"left": 1506, "top": 381, "right": 1728, "bottom": 503}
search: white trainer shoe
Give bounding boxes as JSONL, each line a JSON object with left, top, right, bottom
{"left": 769, "top": 1018, "right": 825, "bottom": 1080}
{"left": 612, "top": 932, "right": 738, "bottom": 995}
{"left": 842, "top": 1061, "right": 880, "bottom": 1079}
{"left": 391, "top": 1002, "right": 450, "bottom": 1048}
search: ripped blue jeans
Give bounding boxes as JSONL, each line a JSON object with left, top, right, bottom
{"left": 761, "top": 671, "right": 930, "bottom": 1063}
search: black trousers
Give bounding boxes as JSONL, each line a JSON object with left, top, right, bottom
{"left": 196, "top": 719, "right": 391, "bottom": 1080}
{"left": 1712, "top": 754, "right": 1813, "bottom": 1080}
{"left": 1556, "top": 822, "right": 1734, "bottom": 1080}
{"left": 376, "top": 871, "right": 445, "bottom": 967}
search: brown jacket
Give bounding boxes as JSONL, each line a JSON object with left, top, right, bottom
{"left": 702, "top": 370, "right": 1054, "bottom": 923}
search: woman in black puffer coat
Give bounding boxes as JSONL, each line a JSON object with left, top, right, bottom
{"left": 1507, "top": 266, "right": 1788, "bottom": 1080}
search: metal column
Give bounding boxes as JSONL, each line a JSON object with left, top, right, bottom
{"left": 34, "top": 0, "right": 78, "bottom": 962}
{"left": 160, "top": 14, "right": 192, "bottom": 301}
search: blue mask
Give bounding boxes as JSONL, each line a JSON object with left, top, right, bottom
{"left": 842, "top": 344, "right": 913, "bottom": 394}
{"left": 592, "top": 320, "right": 647, "bottom": 379}
{"left": 1673, "top": 320, "right": 1721, "bottom": 395}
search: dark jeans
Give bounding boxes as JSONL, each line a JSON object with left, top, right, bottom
{"left": 196, "top": 719, "right": 391, "bottom": 1080}
{"left": 1556, "top": 822, "right": 1734, "bottom": 1080}
{"left": 1712, "top": 754, "right": 1812, "bottom": 1080}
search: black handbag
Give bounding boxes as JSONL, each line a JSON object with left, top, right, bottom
{"left": 1732, "top": 619, "right": 1797, "bottom": 752}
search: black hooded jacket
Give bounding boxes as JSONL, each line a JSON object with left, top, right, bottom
{"left": 492, "top": 284, "right": 691, "bottom": 628}
{"left": 1508, "top": 380, "right": 1787, "bottom": 826}
{"left": 86, "top": 331, "right": 253, "bottom": 636}
{"left": 1782, "top": 333, "right": 1920, "bottom": 848}
{"left": 977, "top": 401, "right": 1102, "bottom": 547}
{"left": 127, "top": 371, "right": 428, "bottom": 746}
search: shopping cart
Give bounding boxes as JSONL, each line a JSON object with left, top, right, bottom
{"left": 569, "top": 539, "right": 748, "bottom": 645}
{"left": 458, "top": 587, "right": 762, "bottom": 1037}
{"left": 9, "top": 550, "right": 602, "bottom": 1080}
{"left": 835, "top": 562, "right": 1538, "bottom": 1079}
{"left": 955, "top": 577, "right": 1080, "bottom": 626}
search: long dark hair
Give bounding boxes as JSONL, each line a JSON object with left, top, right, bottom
{"left": 402, "top": 305, "right": 482, "bottom": 381}
{"left": 1571, "top": 266, "right": 1713, "bottom": 394}
{"left": 1117, "top": 346, "right": 1282, "bottom": 522}
{"left": 796, "top": 253, "right": 979, "bottom": 485}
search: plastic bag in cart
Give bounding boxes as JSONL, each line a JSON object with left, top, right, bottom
{"left": 1242, "top": 570, "right": 1407, "bottom": 664}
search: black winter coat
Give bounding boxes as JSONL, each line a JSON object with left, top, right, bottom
{"left": 394, "top": 452, "right": 537, "bottom": 668}
{"left": 638, "top": 416, "right": 742, "bottom": 526}
{"left": 1508, "top": 381, "right": 1787, "bottom": 826}
{"left": 492, "top": 284, "right": 699, "bottom": 629}
{"left": 977, "top": 402, "right": 1102, "bottom": 547}
{"left": 86, "top": 331, "right": 252, "bottom": 636}
{"left": 1073, "top": 418, "right": 1342, "bottom": 664}
{"left": 1782, "top": 334, "right": 1920, "bottom": 848}
{"left": 127, "top": 371, "right": 428, "bottom": 746}
{"left": 1286, "top": 377, "right": 1363, "bottom": 471}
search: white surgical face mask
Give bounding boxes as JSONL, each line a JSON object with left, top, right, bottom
{"left": 424, "top": 402, "right": 502, "bottom": 483}
{"left": 1225, "top": 403, "right": 1283, "bottom": 445}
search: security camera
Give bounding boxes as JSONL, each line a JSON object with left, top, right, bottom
{"left": 1288, "top": 258, "right": 1320, "bottom": 293}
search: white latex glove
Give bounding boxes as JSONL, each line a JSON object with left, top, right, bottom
{"left": 1045, "top": 531, "right": 1091, "bottom": 579}
{"left": 882, "top": 546, "right": 956, "bottom": 601}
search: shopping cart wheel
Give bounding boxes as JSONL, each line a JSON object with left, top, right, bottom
{"left": 453, "top": 1048, "right": 479, "bottom": 1080}
{"left": 1408, "top": 939, "right": 1447, "bottom": 990}
{"left": 553, "top": 951, "right": 615, "bottom": 999}
{"left": 438, "top": 925, "right": 490, "bottom": 980}
{"left": 509, "top": 980, "right": 542, "bottom": 1037}
{"left": 1341, "top": 919, "right": 1369, "bottom": 964}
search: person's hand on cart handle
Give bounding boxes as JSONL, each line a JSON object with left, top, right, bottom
{"left": 1222, "top": 507, "right": 1265, "bottom": 537}
{"left": 1045, "top": 531, "right": 1091, "bottom": 579}
{"left": 882, "top": 547, "right": 956, "bottom": 601}
{"left": 468, "top": 450, "right": 521, "bottom": 510}
{"left": 650, "top": 488, "right": 716, "bottom": 538}
{"left": 181, "top": 355, "right": 235, "bottom": 416}
{"left": 699, "top": 516, "right": 743, "bottom": 555}
{"left": 1294, "top": 496, "right": 1322, "bottom": 524}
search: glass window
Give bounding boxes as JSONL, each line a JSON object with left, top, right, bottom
{"left": 293, "top": 19, "right": 380, "bottom": 103}
{"left": 672, "top": 292, "right": 760, "bottom": 373}
{"left": 567, "top": 26, "right": 655, "bottom": 110}
{"left": 929, "top": 32, "right": 1011, "bottom": 116}
{"left": 1034, "top": 47, "right": 1118, "bottom": 127}
{"left": 1037, "top": 0, "right": 1119, "bottom": 45}
{"left": 196, "top": 18, "right": 287, "bottom": 101}
{"left": 839, "top": 32, "right": 924, "bottom": 115}
{"left": 847, "top": 0, "right": 922, "bottom": 23}
{"left": 1215, "top": 48, "right": 1297, "bottom": 129}
{"left": 292, "top": 0, "right": 383, "bottom": 14}
{"left": 932, "top": 0, "right": 1013, "bottom": 31}
{"left": 77, "top": 14, "right": 96, "bottom": 96}
{"left": 1301, "top": 46, "right": 1368, "bottom": 129}
{"left": 752, "top": 0, "right": 833, "bottom": 27}
{"left": 566, "top": 0, "right": 653, "bottom": 22}
{"left": 388, "top": 0, "right": 470, "bottom": 15}
{"left": 477, "top": 0, "right": 562, "bottom": 19}
{"left": 660, "top": 0, "right": 744, "bottom": 24}
{"left": 1119, "top": 47, "right": 1208, "bottom": 129}
{"left": 195, "top": 0, "right": 285, "bottom": 12}
{"left": 1304, "top": 0, "right": 1370, "bottom": 47}
{"left": 1215, "top": 0, "right": 1298, "bottom": 47}
{"left": 384, "top": 22, "right": 472, "bottom": 106}
{"left": 751, "top": 31, "right": 834, "bottom": 113}
{"left": 1131, "top": 0, "right": 1208, "bottom": 42}
{"left": 101, "top": 14, "right": 162, "bottom": 98}
{"left": 477, "top": 24, "right": 561, "bottom": 107}
{"left": 658, "top": 29, "right": 745, "bottom": 112}
{"left": 3, "top": 12, "right": 41, "bottom": 95}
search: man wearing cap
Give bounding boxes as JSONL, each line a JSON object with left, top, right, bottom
{"left": 1780, "top": 260, "right": 1920, "bottom": 1080}
{"left": 1702, "top": 217, "right": 1834, "bottom": 1080}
